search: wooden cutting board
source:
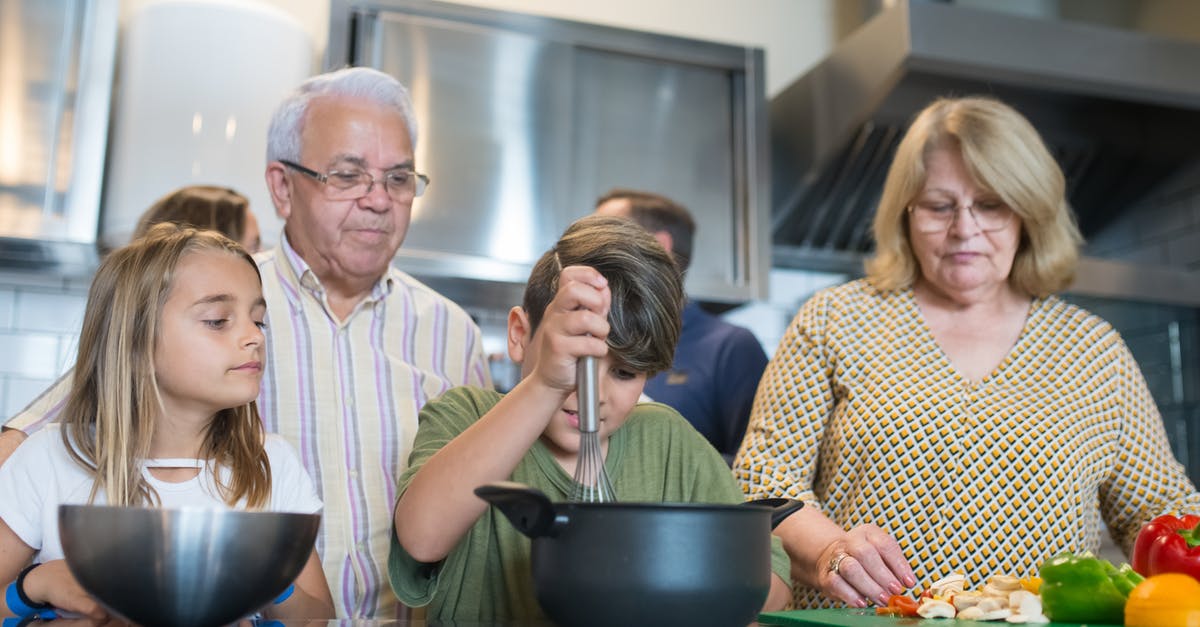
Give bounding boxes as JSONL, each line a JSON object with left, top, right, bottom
{"left": 758, "top": 608, "right": 1122, "bottom": 627}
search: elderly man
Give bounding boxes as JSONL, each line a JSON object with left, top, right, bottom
{"left": 0, "top": 67, "right": 491, "bottom": 618}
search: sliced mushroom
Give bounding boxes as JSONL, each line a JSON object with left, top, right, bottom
{"left": 988, "top": 575, "right": 1022, "bottom": 591}
{"left": 917, "top": 598, "right": 957, "bottom": 619}
{"left": 979, "top": 608, "right": 1014, "bottom": 621}
{"left": 1008, "top": 590, "right": 1041, "bottom": 616}
{"left": 953, "top": 590, "right": 984, "bottom": 610}
{"left": 980, "top": 597, "right": 1008, "bottom": 612}
{"left": 930, "top": 573, "right": 967, "bottom": 598}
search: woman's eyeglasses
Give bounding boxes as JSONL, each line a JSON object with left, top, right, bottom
{"left": 907, "top": 197, "right": 1014, "bottom": 233}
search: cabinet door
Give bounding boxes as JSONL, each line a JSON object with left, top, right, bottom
{"left": 364, "top": 12, "right": 576, "bottom": 283}
{"left": 0, "top": 0, "right": 115, "bottom": 269}
{"left": 568, "top": 48, "right": 739, "bottom": 298}
{"left": 348, "top": 2, "right": 767, "bottom": 302}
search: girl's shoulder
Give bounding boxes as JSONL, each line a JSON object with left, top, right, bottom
{"left": 261, "top": 433, "right": 304, "bottom": 465}
{"left": 1, "top": 424, "right": 94, "bottom": 497}
{"left": 17, "top": 423, "right": 74, "bottom": 459}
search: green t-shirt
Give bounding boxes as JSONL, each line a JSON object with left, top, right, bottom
{"left": 388, "top": 386, "right": 791, "bottom": 622}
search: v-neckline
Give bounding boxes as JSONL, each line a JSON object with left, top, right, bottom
{"left": 904, "top": 289, "right": 1044, "bottom": 386}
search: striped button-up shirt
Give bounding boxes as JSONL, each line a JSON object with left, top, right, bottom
{"left": 5, "top": 235, "right": 492, "bottom": 618}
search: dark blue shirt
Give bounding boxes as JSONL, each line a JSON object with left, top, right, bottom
{"left": 644, "top": 301, "right": 769, "bottom": 460}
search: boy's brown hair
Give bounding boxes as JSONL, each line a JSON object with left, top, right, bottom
{"left": 523, "top": 215, "right": 684, "bottom": 375}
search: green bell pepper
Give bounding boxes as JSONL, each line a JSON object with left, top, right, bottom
{"left": 1039, "top": 551, "right": 1145, "bottom": 624}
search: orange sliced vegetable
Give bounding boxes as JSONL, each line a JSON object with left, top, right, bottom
{"left": 1124, "top": 573, "right": 1200, "bottom": 627}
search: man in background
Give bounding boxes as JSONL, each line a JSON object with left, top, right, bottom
{"left": 595, "top": 188, "right": 767, "bottom": 463}
{"left": 0, "top": 67, "right": 491, "bottom": 619}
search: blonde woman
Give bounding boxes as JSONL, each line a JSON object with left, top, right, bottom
{"left": 735, "top": 96, "right": 1200, "bottom": 608}
{"left": 0, "top": 225, "right": 333, "bottom": 620}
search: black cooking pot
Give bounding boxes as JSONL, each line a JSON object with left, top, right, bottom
{"left": 475, "top": 481, "right": 804, "bottom": 627}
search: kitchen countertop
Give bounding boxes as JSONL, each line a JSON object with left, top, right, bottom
{"left": 4, "top": 614, "right": 787, "bottom": 619}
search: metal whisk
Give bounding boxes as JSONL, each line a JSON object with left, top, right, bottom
{"left": 570, "top": 355, "right": 616, "bottom": 502}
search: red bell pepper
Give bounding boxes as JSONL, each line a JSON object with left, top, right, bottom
{"left": 1132, "top": 514, "right": 1200, "bottom": 582}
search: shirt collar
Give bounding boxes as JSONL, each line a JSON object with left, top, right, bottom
{"left": 275, "top": 231, "right": 394, "bottom": 303}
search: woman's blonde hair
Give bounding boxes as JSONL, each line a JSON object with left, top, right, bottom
{"left": 62, "top": 223, "right": 271, "bottom": 508}
{"left": 865, "top": 96, "right": 1083, "bottom": 297}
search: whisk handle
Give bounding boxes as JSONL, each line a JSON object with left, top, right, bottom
{"left": 577, "top": 355, "right": 599, "bottom": 433}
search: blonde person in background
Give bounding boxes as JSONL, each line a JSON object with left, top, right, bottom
{"left": 734, "top": 96, "right": 1200, "bottom": 608}
{"left": 0, "top": 67, "right": 491, "bottom": 618}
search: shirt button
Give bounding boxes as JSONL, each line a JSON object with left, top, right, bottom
{"left": 348, "top": 469, "right": 359, "bottom": 479}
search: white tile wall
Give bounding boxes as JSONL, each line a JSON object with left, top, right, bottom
{"left": 0, "top": 290, "right": 11, "bottom": 328}
{"left": 0, "top": 272, "right": 89, "bottom": 420}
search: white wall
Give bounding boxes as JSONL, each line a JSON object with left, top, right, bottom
{"left": 432, "top": 0, "right": 839, "bottom": 97}
{"left": 122, "top": 0, "right": 842, "bottom": 99}
{"left": 120, "top": 0, "right": 330, "bottom": 70}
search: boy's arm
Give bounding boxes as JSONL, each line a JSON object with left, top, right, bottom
{"left": 763, "top": 574, "right": 791, "bottom": 612}
{"left": 394, "top": 376, "right": 569, "bottom": 563}
{"left": 395, "top": 266, "right": 610, "bottom": 565}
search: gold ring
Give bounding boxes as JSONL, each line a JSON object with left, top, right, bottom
{"left": 828, "top": 552, "right": 849, "bottom": 575}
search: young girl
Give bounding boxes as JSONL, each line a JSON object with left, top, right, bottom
{"left": 0, "top": 224, "right": 334, "bottom": 621}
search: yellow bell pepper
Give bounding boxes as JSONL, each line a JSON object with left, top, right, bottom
{"left": 1124, "top": 573, "right": 1200, "bottom": 627}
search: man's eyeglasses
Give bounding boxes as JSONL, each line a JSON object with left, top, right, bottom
{"left": 280, "top": 160, "right": 429, "bottom": 201}
{"left": 907, "top": 197, "right": 1014, "bottom": 233}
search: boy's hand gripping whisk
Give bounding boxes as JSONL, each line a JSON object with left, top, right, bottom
{"left": 570, "top": 355, "right": 616, "bottom": 502}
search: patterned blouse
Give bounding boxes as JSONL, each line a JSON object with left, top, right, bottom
{"left": 734, "top": 279, "right": 1200, "bottom": 608}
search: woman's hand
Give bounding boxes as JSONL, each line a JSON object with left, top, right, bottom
{"left": 815, "top": 524, "right": 915, "bottom": 607}
{"left": 21, "top": 560, "right": 110, "bottom": 621}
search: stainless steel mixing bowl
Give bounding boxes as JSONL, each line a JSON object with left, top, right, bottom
{"left": 59, "top": 505, "right": 320, "bottom": 627}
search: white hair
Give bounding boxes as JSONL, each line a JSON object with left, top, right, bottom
{"left": 266, "top": 66, "right": 418, "bottom": 163}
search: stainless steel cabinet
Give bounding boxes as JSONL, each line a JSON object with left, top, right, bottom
{"left": 0, "top": 0, "right": 117, "bottom": 274}
{"left": 331, "top": 0, "right": 769, "bottom": 303}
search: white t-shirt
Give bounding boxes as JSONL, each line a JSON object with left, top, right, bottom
{"left": 0, "top": 424, "right": 323, "bottom": 562}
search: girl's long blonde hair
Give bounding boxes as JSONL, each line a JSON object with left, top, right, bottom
{"left": 62, "top": 224, "right": 271, "bottom": 508}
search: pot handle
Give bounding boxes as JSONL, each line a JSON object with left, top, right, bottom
{"left": 745, "top": 498, "right": 806, "bottom": 529}
{"left": 474, "top": 481, "right": 561, "bottom": 539}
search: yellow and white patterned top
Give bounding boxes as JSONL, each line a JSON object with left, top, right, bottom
{"left": 734, "top": 279, "right": 1200, "bottom": 608}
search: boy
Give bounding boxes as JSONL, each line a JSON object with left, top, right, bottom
{"left": 389, "top": 215, "right": 791, "bottom": 620}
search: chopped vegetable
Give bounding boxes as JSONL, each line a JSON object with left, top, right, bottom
{"left": 917, "top": 598, "right": 956, "bottom": 619}
{"left": 1131, "top": 514, "right": 1200, "bottom": 582}
{"left": 1124, "top": 573, "right": 1200, "bottom": 627}
{"left": 875, "top": 594, "right": 920, "bottom": 618}
{"left": 1038, "top": 551, "right": 1142, "bottom": 624}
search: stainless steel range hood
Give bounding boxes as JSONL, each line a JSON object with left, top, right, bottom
{"left": 770, "top": 0, "right": 1200, "bottom": 275}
